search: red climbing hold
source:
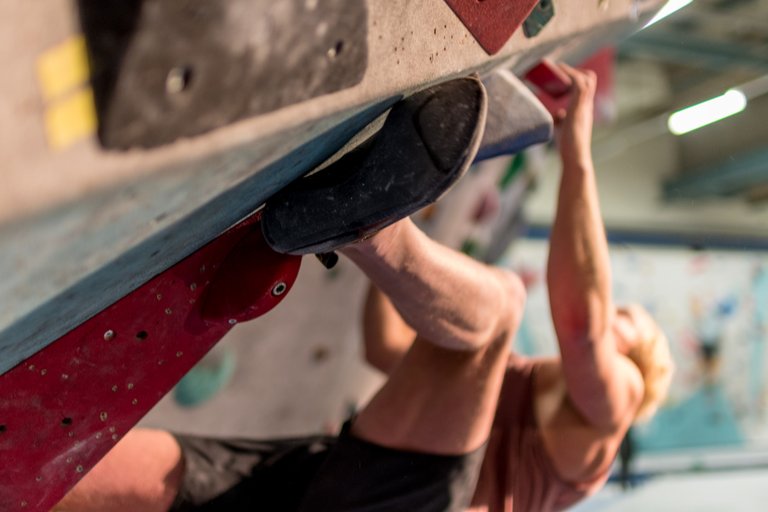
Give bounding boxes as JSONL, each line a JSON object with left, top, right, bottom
{"left": 443, "top": 0, "right": 540, "bottom": 55}
{"left": 0, "top": 214, "right": 300, "bottom": 512}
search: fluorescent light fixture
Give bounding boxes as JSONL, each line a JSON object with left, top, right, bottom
{"left": 668, "top": 89, "right": 747, "bottom": 135}
{"left": 644, "top": 0, "right": 693, "bottom": 28}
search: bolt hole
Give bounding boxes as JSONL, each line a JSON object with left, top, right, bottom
{"left": 166, "top": 66, "right": 194, "bottom": 94}
{"left": 135, "top": 331, "right": 149, "bottom": 341}
{"left": 312, "top": 346, "right": 330, "bottom": 363}
{"left": 327, "top": 40, "right": 344, "bottom": 59}
{"left": 61, "top": 417, "right": 73, "bottom": 427}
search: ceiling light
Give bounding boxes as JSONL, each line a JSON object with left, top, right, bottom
{"left": 644, "top": 0, "right": 694, "bottom": 28}
{"left": 667, "top": 89, "right": 747, "bottom": 136}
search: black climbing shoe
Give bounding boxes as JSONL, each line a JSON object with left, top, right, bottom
{"left": 261, "top": 76, "right": 488, "bottom": 255}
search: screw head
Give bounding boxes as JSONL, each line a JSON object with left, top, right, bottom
{"left": 272, "top": 282, "right": 287, "bottom": 296}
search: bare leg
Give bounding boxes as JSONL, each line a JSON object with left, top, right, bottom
{"left": 53, "top": 429, "right": 183, "bottom": 512}
{"left": 341, "top": 218, "right": 525, "bottom": 455}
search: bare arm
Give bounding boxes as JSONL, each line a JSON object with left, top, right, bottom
{"left": 362, "top": 284, "right": 416, "bottom": 374}
{"left": 546, "top": 65, "right": 641, "bottom": 431}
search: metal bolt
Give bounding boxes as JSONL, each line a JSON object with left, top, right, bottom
{"left": 103, "top": 330, "right": 115, "bottom": 341}
{"left": 272, "top": 282, "right": 287, "bottom": 296}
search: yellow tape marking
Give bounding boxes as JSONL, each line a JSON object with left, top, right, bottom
{"left": 37, "top": 35, "right": 90, "bottom": 101}
{"left": 44, "top": 88, "right": 97, "bottom": 150}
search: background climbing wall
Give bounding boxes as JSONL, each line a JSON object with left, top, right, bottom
{"left": 504, "top": 239, "right": 768, "bottom": 453}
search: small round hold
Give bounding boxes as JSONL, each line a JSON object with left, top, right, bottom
{"left": 156, "top": 293, "right": 163, "bottom": 300}
{"left": 28, "top": 364, "right": 35, "bottom": 371}
{"left": 109, "top": 426, "right": 116, "bottom": 433}
{"left": 189, "top": 282, "right": 197, "bottom": 291}
{"left": 40, "top": 369, "right": 47, "bottom": 376}
{"left": 100, "top": 412, "right": 108, "bottom": 422}
{"left": 35, "top": 476, "right": 42, "bottom": 482}
{"left": 271, "top": 282, "right": 288, "bottom": 296}
{"left": 62, "top": 374, "right": 69, "bottom": 380}
{"left": 103, "top": 330, "right": 115, "bottom": 341}
{"left": 176, "top": 351, "right": 183, "bottom": 358}
{"left": 95, "top": 432, "right": 102, "bottom": 439}
{"left": 76, "top": 465, "right": 84, "bottom": 473}
{"left": 132, "top": 399, "right": 138, "bottom": 405}
{"left": 127, "top": 383, "right": 135, "bottom": 390}
{"left": 228, "top": 319, "right": 238, "bottom": 326}
{"left": 66, "top": 457, "right": 73, "bottom": 464}
{"left": 20, "top": 501, "right": 27, "bottom": 508}
{"left": 111, "top": 385, "right": 118, "bottom": 392}
{"left": 112, "top": 434, "right": 119, "bottom": 441}
{"left": 165, "top": 308, "right": 173, "bottom": 315}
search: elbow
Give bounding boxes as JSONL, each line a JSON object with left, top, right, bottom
{"left": 551, "top": 299, "right": 612, "bottom": 348}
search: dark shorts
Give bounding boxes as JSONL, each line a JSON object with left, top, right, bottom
{"left": 170, "top": 422, "right": 485, "bottom": 512}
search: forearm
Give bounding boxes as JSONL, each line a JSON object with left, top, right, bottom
{"left": 343, "top": 218, "right": 519, "bottom": 351}
{"left": 547, "top": 159, "right": 612, "bottom": 342}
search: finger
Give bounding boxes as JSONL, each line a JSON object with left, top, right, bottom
{"left": 558, "top": 62, "right": 583, "bottom": 82}
{"left": 556, "top": 63, "right": 588, "bottom": 94}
